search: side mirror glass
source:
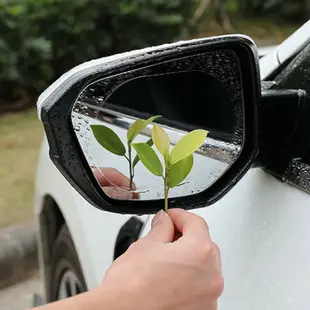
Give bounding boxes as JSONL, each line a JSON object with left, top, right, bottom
{"left": 73, "top": 70, "right": 242, "bottom": 202}
{"left": 39, "top": 35, "right": 260, "bottom": 214}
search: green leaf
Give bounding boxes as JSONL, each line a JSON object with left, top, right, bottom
{"left": 127, "top": 119, "right": 144, "bottom": 142}
{"left": 167, "top": 154, "right": 194, "bottom": 188}
{"left": 127, "top": 115, "right": 161, "bottom": 142}
{"left": 132, "top": 138, "right": 153, "bottom": 168}
{"left": 131, "top": 142, "right": 163, "bottom": 177}
{"left": 90, "top": 124, "right": 126, "bottom": 156}
{"left": 152, "top": 124, "right": 170, "bottom": 158}
{"left": 169, "top": 129, "right": 208, "bottom": 165}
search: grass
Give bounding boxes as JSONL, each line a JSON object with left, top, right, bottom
{"left": 0, "top": 108, "right": 43, "bottom": 228}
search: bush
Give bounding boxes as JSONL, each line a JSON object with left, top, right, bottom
{"left": 0, "top": 0, "right": 198, "bottom": 109}
{"left": 0, "top": 2, "right": 53, "bottom": 107}
{"left": 234, "top": 0, "right": 310, "bottom": 21}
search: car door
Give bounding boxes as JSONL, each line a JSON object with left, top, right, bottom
{"left": 138, "top": 42, "right": 310, "bottom": 310}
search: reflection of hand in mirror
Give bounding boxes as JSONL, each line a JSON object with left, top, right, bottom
{"left": 93, "top": 167, "right": 140, "bottom": 200}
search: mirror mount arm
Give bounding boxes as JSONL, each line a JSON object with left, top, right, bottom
{"left": 255, "top": 89, "right": 310, "bottom": 179}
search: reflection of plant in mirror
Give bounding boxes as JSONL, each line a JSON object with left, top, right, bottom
{"left": 90, "top": 115, "right": 161, "bottom": 190}
{"left": 132, "top": 125, "right": 208, "bottom": 212}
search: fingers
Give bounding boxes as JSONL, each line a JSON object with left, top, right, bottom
{"left": 131, "top": 191, "right": 140, "bottom": 200}
{"left": 144, "top": 210, "right": 175, "bottom": 243}
{"left": 94, "top": 168, "right": 140, "bottom": 199}
{"left": 145, "top": 209, "right": 211, "bottom": 244}
{"left": 168, "top": 209, "right": 211, "bottom": 242}
{"left": 102, "top": 187, "right": 136, "bottom": 200}
{"left": 94, "top": 168, "right": 137, "bottom": 190}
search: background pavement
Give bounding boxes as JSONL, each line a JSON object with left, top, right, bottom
{"left": 0, "top": 273, "right": 42, "bottom": 310}
{"left": 0, "top": 224, "right": 38, "bottom": 290}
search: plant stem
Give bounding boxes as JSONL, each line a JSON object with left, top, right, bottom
{"left": 164, "top": 162, "right": 169, "bottom": 212}
{"left": 128, "top": 143, "right": 134, "bottom": 190}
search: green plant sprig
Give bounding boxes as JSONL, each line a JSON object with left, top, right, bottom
{"left": 90, "top": 115, "right": 161, "bottom": 190}
{"left": 132, "top": 125, "right": 208, "bottom": 212}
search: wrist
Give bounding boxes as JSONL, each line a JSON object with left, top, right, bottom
{"left": 90, "top": 281, "right": 140, "bottom": 310}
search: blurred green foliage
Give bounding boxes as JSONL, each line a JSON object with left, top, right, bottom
{"left": 235, "top": 0, "right": 310, "bottom": 21}
{"left": 0, "top": 0, "right": 197, "bottom": 108}
{"left": 0, "top": 0, "right": 309, "bottom": 109}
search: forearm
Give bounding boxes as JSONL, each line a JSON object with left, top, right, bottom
{"left": 31, "top": 286, "right": 122, "bottom": 310}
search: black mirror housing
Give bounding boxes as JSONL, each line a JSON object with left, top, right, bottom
{"left": 38, "top": 35, "right": 260, "bottom": 215}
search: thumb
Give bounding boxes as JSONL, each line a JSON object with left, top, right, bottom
{"left": 145, "top": 210, "right": 174, "bottom": 243}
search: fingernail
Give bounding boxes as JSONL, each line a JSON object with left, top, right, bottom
{"left": 151, "top": 210, "right": 165, "bottom": 227}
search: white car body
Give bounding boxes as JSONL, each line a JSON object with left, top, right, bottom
{"left": 34, "top": 22, "right": 310, "bottom": 310}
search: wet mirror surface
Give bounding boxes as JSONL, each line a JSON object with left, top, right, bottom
{"left": 71, "top": 51, "right": 245, "bottom": 201}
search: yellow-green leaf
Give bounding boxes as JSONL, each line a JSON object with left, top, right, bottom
{"left": 131, "top": 142, "right": 163, "bottom": 176}
{"left": 90, "top": 124, "right": 126, "bottom": 156}
{"left": 127, "top": 115, "right": 161, "bottom": 142}
{"left": 127, "top": 119, "right": 144, "bottom": 142}
{"left": 132, "top": 138, "right": 153, "bottom": 168}
{"left": 167, "top": 154, "right": 194, "bottom": 188}
{"left": 152, "top": 124, "right": 170, "bottom": 158}
{"left": 144, "top": 115, "right": 161, "bottom": 127}
{"left": 169, "top": 129, "right": 208, "bottom": 165}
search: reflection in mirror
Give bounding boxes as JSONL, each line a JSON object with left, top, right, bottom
{"left": 71, "top": 68, "right": 244, "bottom": 203}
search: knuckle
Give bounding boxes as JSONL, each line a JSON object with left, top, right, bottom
{"left": 196, "top": 216, "right": 210, "bottom": 231}
{"left": 212, "top": 242, "right": 221, "bottom": 256}
{"left": 203, "top": 219, "right": 210, "bottom": 232}
{"left": 196, "top": 241, "right": 220, "bottom": 266}
{"left": 211, "top": 274, "right": 224, "bottom": 298}
{"left": 199, "top": 241, "right": 213, "bottom": 259}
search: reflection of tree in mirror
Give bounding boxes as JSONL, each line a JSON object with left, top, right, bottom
{"left": 90, "top": 115, "right": 161, "bottom": 190}
{"left": 132, "top": 125, "right": 208, "bottom": 212}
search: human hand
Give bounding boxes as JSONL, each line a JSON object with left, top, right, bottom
{"left": 32, "top": 209, "right": 223, "bottom": 310}
{"left": 98, "top": 209, "right": 224, "bottom": 310}
{"left": 93, "top": 167, "right": 140, "bottom": 199}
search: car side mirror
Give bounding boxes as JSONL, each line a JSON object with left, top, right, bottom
{"left": 38, "top": 35, "right": 260, "bottom": 214}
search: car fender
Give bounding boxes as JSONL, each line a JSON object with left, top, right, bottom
{"left": 140, "top": 168, "right": 310, "bottom": 310}
{"left": 34, "top": 136, "right": 148, "bottom": 288}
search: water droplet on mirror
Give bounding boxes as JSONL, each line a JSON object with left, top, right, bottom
{"left": 78, "top": 115, "right": 82, "bottom": 119}
{"left": 74, "top": 125, "right": 81, "bottom": 131}
{"left": 176, "top": 181, "right": 191, "bottom": 187}
{"left": 84, "top": 118, "right": 89, "bottom": 124}
{"left": 133, "top": 186, "right": 151, "bottom": 194}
